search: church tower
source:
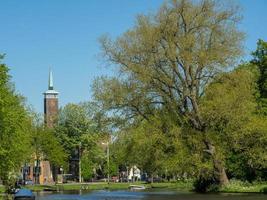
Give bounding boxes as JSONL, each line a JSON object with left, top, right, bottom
{"left": 29, "top": 69, "right": 59, "bottom": 185}
{"left": 44, "top": 70, "right": 59, "bottom": 128}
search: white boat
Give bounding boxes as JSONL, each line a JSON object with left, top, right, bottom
{"left": 129, "top": 185, "right": 146, "bottom": 190}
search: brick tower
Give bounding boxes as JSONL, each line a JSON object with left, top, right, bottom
{"left": 44, "top": 70, "right": 59, "bottom": 128}
{"left": 36, "top": 69, "right": 59, "bottom": 184}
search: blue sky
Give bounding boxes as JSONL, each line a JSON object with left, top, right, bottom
{"left": 1, "top": 0, "right": 267, "bottom": 113}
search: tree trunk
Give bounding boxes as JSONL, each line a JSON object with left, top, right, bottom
{"left": 213, "top": 158, "right": 229, "bottom": 185}
{"left": 205, "top": 140, "right": 229, "bottom": 186}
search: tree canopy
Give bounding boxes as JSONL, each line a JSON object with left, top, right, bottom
{"left": 0, "top": 56, "right": 67, "bottom": 190}
{"left": 55, "top": 102, "right": 107, "bottom": 180}
{"left": 0, "top": 56, "right": 32, "bottom": 186}
{"left": 94, "top": 0, "right": 245, "bottom": 188}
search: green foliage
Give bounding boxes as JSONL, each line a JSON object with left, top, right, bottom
{"left": 111, "top": 115, "right": 207, "bottom": 180}
{"left": 98, "top": 49, "right": 267, "bottom": 187}
{"left": 252, "top": 39, "right": 267, "bottom": 98}
{"left": 31, "top": 124, "right": 67, "bottom": 168}
{"left": 102, "top": 159, "right": 118, "bottom": 178}
{"left": 260, "top": 186, "right": 267, "bottom": 194}
{"left": 0, "top": 56, "right": 68, "bottom": 190}
{"left": 94, "top": 0, "right": 245, "bottom": 188}
{"left": 200, "top": 68, "right": 257, "bottom": 157}
{"left": 220, "top": 180, "right": 267, "bottom": 193}
{"left": 251, "top": 39, "right": 267, "bottom": 115}
{"left": 201, "top": 69, "right": 257, "bottom": 132}
{"left": 111, "top": 117, "right": 167, "bottom": 177}
{"left": 218, "top": 40, "right": 267, "bottom": 182}
{"left": 0, "top": 56, "right": 32, "bottom": 187}
{"left": 55, "top": 102, "right": 107, "bottom": 179}
{"left": 201, "top": 67, "right": 267, "bottom": 181}
{"left": 193, "top": 172, "right": 218, "bottom": 193}
{"left": 55, "top": 103, "right": 95, "bottom": 152}
{"left": 226, "top": 152, "right": 255, "bottom": 181}
{"left": 95, "top": 0, "right": 244, "bottom": 127}
{"left": 81, "top": 153, "right": 94, "bottom": 180}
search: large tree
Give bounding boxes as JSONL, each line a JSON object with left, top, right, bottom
{"left": 94, "top": 0, "right": 244, "bottom": 186}
{"left": 55, "top": 102, "right": 107, "bottom": 180}
{"left": 0, "top": 56, "right": 32, "bottom": 189}
{"left": 30, "top": 113, "right": 67, "bottom": 171}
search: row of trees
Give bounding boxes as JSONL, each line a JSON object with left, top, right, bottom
{"left": 0, "top": 55, "right": 66, "bottom": 191}
{"left": 0, "top": 54, "right": 112, "bottom": 188}
{"left": 0, "top": 58, "right": 112, "bottom": 185}
{"left": 49, "top": 1, "right": 267, "bottom": 189}
{"left": 1, "top": 0, "right": 267, "bottom": 193}
{"left": 0, "top": 55, "right": 32, "bottom": 189}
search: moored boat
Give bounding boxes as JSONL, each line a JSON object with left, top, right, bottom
{"left": 129, "top": 185, "right": 146, "bottom": 190}
{"left": 14, "top": 189, "right": 35, "bottom": 200}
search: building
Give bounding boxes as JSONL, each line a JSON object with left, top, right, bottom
{"left": 44, "top": 70, "right": 59, "bottom": 128}
{"left": 127, "top": 166, "right": 141, "bottom": 181}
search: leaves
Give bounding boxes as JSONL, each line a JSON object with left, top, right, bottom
{"left": 55, "top": 102, "right": 108, "bottom": 178}
{"left": 0, "top": 57, "right": 32, "bottom": 183}
{"left": 94, "top": 0, "right": 267, "bottom": 184}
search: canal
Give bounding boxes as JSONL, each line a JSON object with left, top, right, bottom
{"left": 36, "top": 190, "right": 266, "bottom": 200}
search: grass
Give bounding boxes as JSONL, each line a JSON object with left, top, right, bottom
{"left": 0, "top": 185, "right": 7, "bottom": 200}
{"left": 150, "top": 181, "right": 193, "bottom": 190}
{"left": 24, "top": 182, "right": 135, "bottom": 191}
{"left": 23, "top": 181, "right": 193, "bottom": 192}
{"left": 2, "top": 180, "right": 267, "bottom": 194}
{"left": 220, "top": 180, "right": 267, "bottom": 193}
{"left": 22, "top": 180, "right": 267, "bottom": 193}
{"left": 0, "top": 185, "right": 4, "bottom": 193}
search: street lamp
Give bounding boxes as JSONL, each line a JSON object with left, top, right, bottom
{"left": 34, "top": 159, "right": 40, "bottom": 184}
{"left": 102, "top": 141, "right": 110, "bottom": 184}
{"left": 79, "top": 142, "right": 82, "bottom": 183}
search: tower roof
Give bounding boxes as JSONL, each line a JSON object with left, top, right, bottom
{"left": 44, "top": 69, "right": 59, "bottom": 95}
{"left": 49, "top": 69, "right": 53, "bottom": 90}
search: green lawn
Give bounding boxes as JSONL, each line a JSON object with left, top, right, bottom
{"left": 220, "top": 180, "right": 267, "bottom": 193}
{"left": 2, "top": 180, "right": 267, "bottom": 194}
{"left": 0, "top": 185, "right": 4, "bottom": 193}
{"left": 25, "top": 181, "right": 267, "bottom": 193}
{"left": 24, "top": 181, "right": 193, "bottom": 192}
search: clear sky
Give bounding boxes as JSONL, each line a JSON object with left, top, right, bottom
{"left": 1, "top": 0, "right": 267, "bottom": 113}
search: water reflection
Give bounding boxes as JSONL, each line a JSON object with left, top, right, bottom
{"left": 35, "top": 190, "right": 266, "bottom": 200}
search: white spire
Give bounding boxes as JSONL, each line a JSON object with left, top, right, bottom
{"left": 44, "top": 68, "right": 58, "bottom": 96}
{"left": 48, "top": 69, "right": 53, "bottom": 90}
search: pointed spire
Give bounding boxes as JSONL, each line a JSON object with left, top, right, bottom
{"left": 44, "top": 68, "right": 58, "bottom": 96}
{"left": 48, "top": 69, "right": 54, "bottom": 90}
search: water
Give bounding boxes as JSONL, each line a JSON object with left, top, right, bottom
{"left": 35, "top": 190, "right": 266, "bottom": 200}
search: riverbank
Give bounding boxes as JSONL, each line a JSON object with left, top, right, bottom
{"left": 1, "top": 180, "right": 267, "bottom": 194}
{"left": 23, "top": 181, "right": 193, "bottom": 192}
{"left": 220, "top": 180, "right": 267, "bottom": 193}
{"left": 22, "top": 180, "right": 267, "bottom": 193}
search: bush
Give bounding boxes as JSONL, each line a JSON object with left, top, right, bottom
{"left": 193, "top": 173, "right": 219, "bottom": 193}
{"left": 260, "top": 186, "right": 267, "bottom": 194}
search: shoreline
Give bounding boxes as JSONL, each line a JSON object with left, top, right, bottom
{"left": 1, "top": 181, "right": 267, "bottom": 194}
